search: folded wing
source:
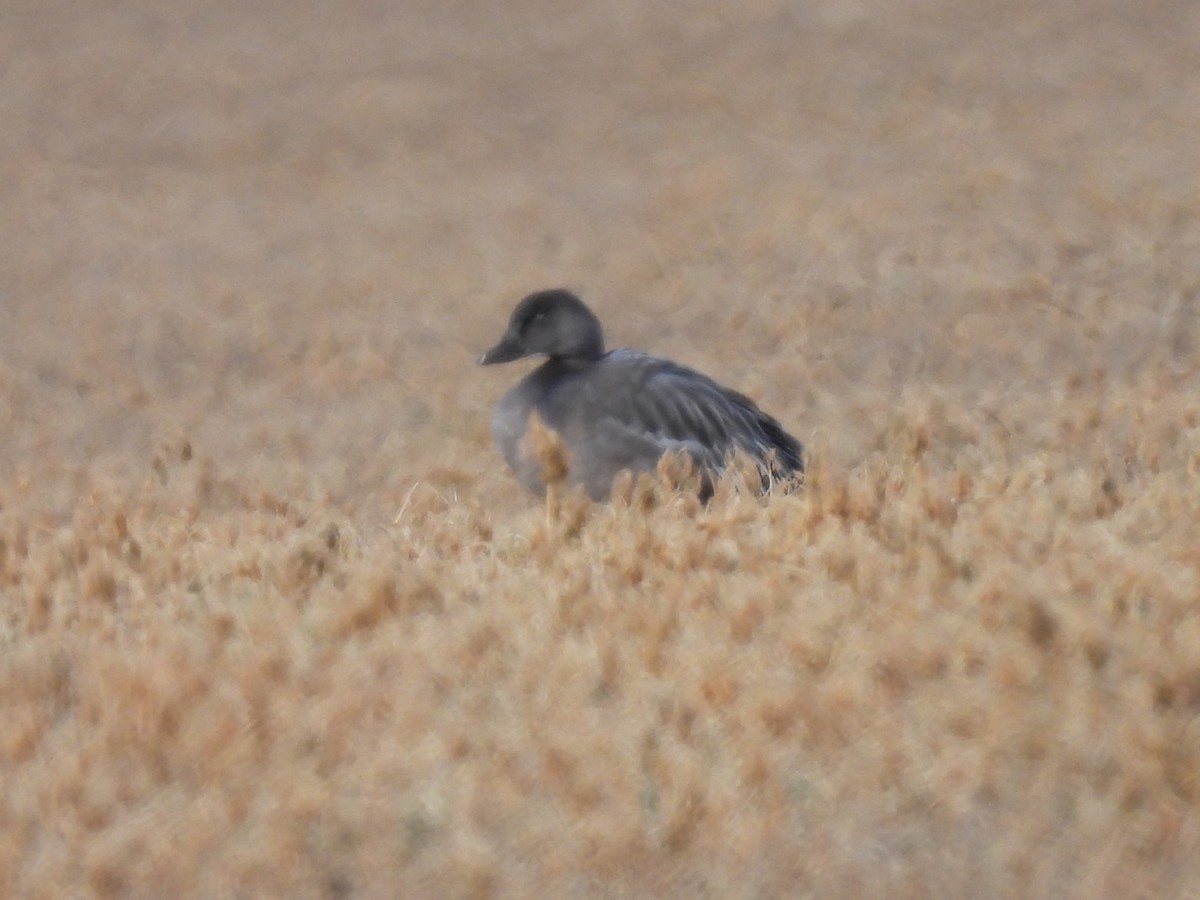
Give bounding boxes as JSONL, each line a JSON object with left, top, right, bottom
{"left": 585, "top": 350, "right": 804, "bottom": 484}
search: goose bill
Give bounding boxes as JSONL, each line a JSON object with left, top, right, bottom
{"left": 479, "top": 331, "right": 526, "bottom": 365}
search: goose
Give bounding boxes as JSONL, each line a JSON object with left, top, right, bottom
{"left": 479, "top": 289, "right": 803, "bottom": 501}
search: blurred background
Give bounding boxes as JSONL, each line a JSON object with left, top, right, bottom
{"left": 3, "top": 0, "right": 1198, "bottom": 518}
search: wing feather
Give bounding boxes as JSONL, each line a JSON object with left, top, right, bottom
{"left": 587, "top": 351, "right": 803, "bottom": 479}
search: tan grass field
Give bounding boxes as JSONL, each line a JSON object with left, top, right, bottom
{"left": 3, "top": 0, "right": 1200, "bottom": 896}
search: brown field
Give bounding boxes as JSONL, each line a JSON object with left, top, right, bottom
{"left": 3, "top": 0, "right": 1200, "bottom": 896}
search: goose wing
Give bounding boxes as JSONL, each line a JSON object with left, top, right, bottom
{"left": 588, "top": 350, "right": 803, "bottom": 476}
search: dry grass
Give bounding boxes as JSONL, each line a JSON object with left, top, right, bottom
{"left": 3, "top": 0, "right": 1200, "bottom": 897}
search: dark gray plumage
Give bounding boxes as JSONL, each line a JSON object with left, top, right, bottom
{"left": 479, "top": 289, "right": 804, "bottom": 501}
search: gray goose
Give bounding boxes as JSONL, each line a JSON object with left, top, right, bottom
{"left": 479, "top": 289, "right": 804, "bottom": 501}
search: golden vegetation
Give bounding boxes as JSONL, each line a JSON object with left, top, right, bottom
{"left": 3, "top": 0, "right": 1200, "bottom": 896}
{"left": 3, "top": 381, "right": 1199, "bottom": 897}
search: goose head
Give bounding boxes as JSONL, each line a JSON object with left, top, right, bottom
{"left": 479, "top": 289, "right": 605, "bottom": 366}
